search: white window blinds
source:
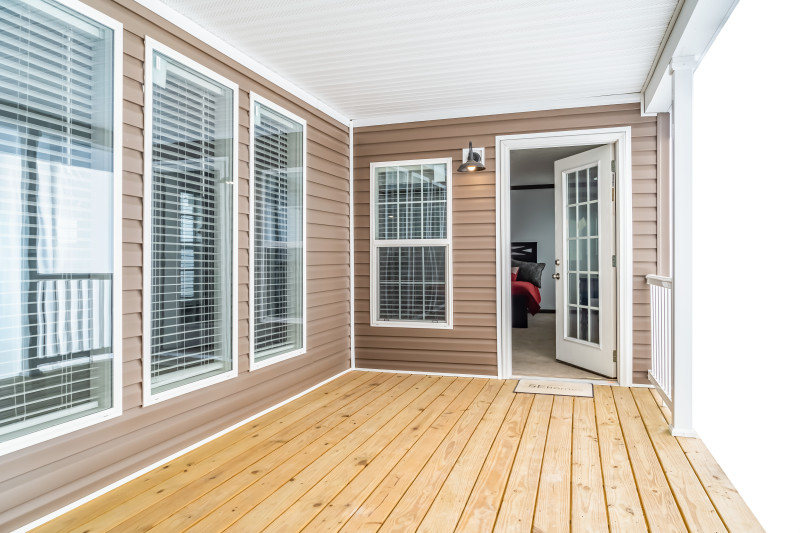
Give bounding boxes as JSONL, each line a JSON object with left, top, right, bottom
{"left": 250, "top": 98, "right": 305, "bottom": 365}
{"left": 0, "top": 0, "right": 117, "bottom": 447}
{"left": 372, "top": 161, "right": 452, "bottom": 326}
{"left": 146, "top": 44, "right": 236, "bottom": 399}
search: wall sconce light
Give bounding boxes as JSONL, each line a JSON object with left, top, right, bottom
{"left": 457, "top": 141, "right": 486, "bottom": 172}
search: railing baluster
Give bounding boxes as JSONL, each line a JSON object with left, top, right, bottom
{"left": 646, "top": 275, "right": 673, "bottom": 408}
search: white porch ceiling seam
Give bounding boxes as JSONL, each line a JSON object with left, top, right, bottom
{"left": 134, "top": 0, "right": 681, "bottom": 125}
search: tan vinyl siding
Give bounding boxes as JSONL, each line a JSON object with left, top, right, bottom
{"left": 354, "top": 103, "right": 663, "bottom": 382}
{"left": 0, "top": 1, "right": 351, "bottom": 530}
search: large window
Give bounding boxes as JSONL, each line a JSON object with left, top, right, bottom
{"left": 249, "top": 95, "right": 306, "bottom": 369}
{"left": 0, "top": 0, "right": 121, "bottom": 454}
{"left": 370, "top": 159, "right": 453, "bottom": 328}
{"left": 144, "top": 39, "right": 237, "bottom": 403}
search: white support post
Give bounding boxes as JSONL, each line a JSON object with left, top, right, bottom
{"left": 670, "top": 56, "right": 698, "bottom": 438}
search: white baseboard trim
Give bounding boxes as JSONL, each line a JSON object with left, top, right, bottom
{"left": 13, "top": 368, "right": 353, "bottom": 533}
{"left": 354, "top": 367, "right": 496, "bottom": 380}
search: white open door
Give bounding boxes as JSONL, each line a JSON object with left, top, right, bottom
{"left": 553, "top": 145, "right": 617, "bottom": 378}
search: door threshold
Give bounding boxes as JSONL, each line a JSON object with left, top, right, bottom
{"left": 509, "top": 374, "right": 617, "bottom": 386}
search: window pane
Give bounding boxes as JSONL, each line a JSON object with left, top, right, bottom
{"left": 251, "top": 102, "right": 304, "bottom": 363}
{"left": 378, "top": 246, "right": 446, "bottom": 323}
{"left": 375, "top": 162, "right": 447, "bottom": 241}
{"left": 0, "top": 0, "right": 115, "bottom": 444}
{"left": 149, "top": 49, "right": 235, "bottom": 396}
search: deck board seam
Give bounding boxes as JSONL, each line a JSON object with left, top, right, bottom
{"left": 529, "top": 392, "right": 556, "bottom": 531}
{"left": 609, "top": 387, "right": 655, "bottom": 533}
{"left": 484, "top": 389, "right": 534, "bottom": 533}
{"left": 381, "top": 379, "right": 503, "bottom": 531}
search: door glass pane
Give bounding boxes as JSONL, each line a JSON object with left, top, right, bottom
{"left": 579, "top": 307, "right": 589, "bottom": 341}
{"left": 564, "top": 162, "right": 601, "bottom": 346}
{"left": 568, "top": 306, "right": 578, "bottom": 338}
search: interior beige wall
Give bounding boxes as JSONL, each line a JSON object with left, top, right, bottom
{"left": 353, "top": 103, "right": 666, "bottom": 382}
{"left": 0, "top": 1, "right": 351, "bottom": 529}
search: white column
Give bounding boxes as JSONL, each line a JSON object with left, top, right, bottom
{"left": 670, "top": 56, "right": 697, "bottom": 437}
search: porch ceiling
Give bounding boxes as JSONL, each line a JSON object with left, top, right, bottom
{"left": 147, "top": 0, "right": 680, "bottom": 124}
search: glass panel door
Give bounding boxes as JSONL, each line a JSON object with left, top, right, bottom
{"left": 565, "top": 164, "right": 601, "bottom": 345}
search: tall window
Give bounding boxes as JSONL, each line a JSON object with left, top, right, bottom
{"left": 0, "top": 0, "right": 121, "bottom": 453}
{"left": 371, "top": 159, "right": 453, "bottom": 328}
{"left": 144, "top": 40, "right": 237, "bottom": 403}
{"left": 249, "top": 95, "right": 305, "bottom": 368}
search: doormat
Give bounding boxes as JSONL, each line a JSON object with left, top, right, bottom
{"left": 515, "top": 379, "right": 593, "bottom": 398}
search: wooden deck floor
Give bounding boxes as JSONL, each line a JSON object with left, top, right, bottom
{"left": 35, "top": 371, "right": 762, "bottom": 532}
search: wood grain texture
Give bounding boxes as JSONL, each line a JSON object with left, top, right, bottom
{"left": 35, "top": 374, "right": 760, "bottom": 533}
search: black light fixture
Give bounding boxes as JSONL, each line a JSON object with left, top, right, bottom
{"left": 457, "top": 141, "right": 485, "bottom": 172}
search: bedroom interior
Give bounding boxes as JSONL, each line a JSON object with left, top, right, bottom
{"left": 509, "top": 146, "right": 605, "bottom": 380}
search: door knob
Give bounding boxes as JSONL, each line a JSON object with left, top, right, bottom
{"left": 555, "top": 259, "right": 561, "bottom": 266}
{"left": 552, "top": 273, "right": 561, "bottom": 280}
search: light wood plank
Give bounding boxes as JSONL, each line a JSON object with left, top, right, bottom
{"left": 493, "top": 394, "right": 553, "bottom": 533}
{"left": 416, "top": 381, "right": 521, "bottom": 532}
{"left": 32, "top": 370, "right": 374, "bottom": 533}
{"left": 340, "top": 379, "right": 495, "bottom": 533}
{"left": 374, "top": 379, "right": 504, "bottom": 533}
{"left": 533, "top": 395, "right": 574, "bottom": 533}
{"left": 259, "top": 375, "right": 452, "bottom": 532}
{"left": 453, "top": 392, "right": 531, "bottom": 532}
{"left": 632, "top": 388, "right": 727, "bottom": 532}
{"left": 304, "top": 378, "right": 481, "bottom": 533}
{"left": 571, "top": 397, "right": 608, "bottom": 532}
{"left": 650, "top": 386, "right": 673, "bottom": 426}
{"left": 276, "top": 377, "right": 467, "bottom": 532}
{"left": 677, "top": 437, "right": 765, "bottom": 533}
{"left": 221, "top": 374, "right": 435, "bottom": 532}
{"left": 143, "top": 373, "right": 415, "bottom": 533}
{"left": 593, "top": 385, "right": 648, "bottom": 533}
{"left": 36, "top": 376, "right": 762, "bottom": 533}
{"left": 613, "top": 386, "right": 687, "bottom": 532}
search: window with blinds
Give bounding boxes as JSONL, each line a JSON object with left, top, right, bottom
{"left": 250, "top": 97, "right": 305, "bottom": 367}
{"left": 0, "top": 0, "right": 119, "bottom": 449}
{"left": 371, "top": 160, "right": 452, "bottom": 327}
{"left": 145, "top": 42, "right": 237, "bottom": 400}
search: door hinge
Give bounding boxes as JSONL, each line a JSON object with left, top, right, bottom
{"left": 612, "top": 254, "right": 617, "bottom": 267}
{"left": 611, "top": 160, "right": 616, "bottom": 173}
{"left": 613, "top": 350, "right": 617, "bottom": 363}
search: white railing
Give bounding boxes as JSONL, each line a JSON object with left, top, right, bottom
{"left": 646, "top": 274, "right": 673, "bottom": 409}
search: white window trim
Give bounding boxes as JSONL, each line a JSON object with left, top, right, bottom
{"left": 369, "top": 158, "right": 454, "bottom": 329}
{"left": 0, "top": 0, "right": 123, "bottom": 457}
{"left": 248, "top": 92, "right": 307, "bottom": 371}
{"left": 142, "top": 37, "right": 239, "bottom": 406}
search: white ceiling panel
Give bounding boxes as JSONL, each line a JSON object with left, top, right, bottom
{"left": 154, "top": 0, "right": 679, "bottom": 124}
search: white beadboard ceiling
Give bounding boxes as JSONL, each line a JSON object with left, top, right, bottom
{"left": 156, "top": 0, "right": 679, "bottom": 125}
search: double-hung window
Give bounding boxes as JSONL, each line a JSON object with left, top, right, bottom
{"left": 0, "top": 0, "right": 122, "bottom": 454}
{"left": 249, "top": 94, "right": 306, "bottom": 369}
{"left": 370, "top": 159, "right": 453, "bottom": 328}
{"left": 144, "top": 39, "right": 238, "bottom": 403}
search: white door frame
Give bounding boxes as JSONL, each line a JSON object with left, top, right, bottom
{"left": 495, "top": 127, "right": 633, "bottom": 386}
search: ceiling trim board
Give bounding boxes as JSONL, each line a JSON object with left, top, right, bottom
{"left": 642, "top": 0, "right": 739, "bottom": 113}
{"left": 130, "top": 0, "right": 351, "bottom": 126}
{"left": 351, "top": 93, "right": 641, "bottom": 128}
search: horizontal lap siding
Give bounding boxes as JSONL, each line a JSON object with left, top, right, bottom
{"left": 0, "top": 1, "right": 351, "bottom": 530}
{"left": 354, "top": 103, "right": 660, "bottom": 382}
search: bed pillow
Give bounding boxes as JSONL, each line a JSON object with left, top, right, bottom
{"left": 511, "top": 266, "right": 519, "bottom": 282}
{"left": 511, "top": 259, "right": 546, "bottom": 288}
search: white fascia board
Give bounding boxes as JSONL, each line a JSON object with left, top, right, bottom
{"left": 131, "top": 0, "right": 350, "bottom": 126}
{"left": 642, "top": 0, "right": 739, "bottom": 114}
{"left": 352, "top": 93, "right": 640, "bottom": 128}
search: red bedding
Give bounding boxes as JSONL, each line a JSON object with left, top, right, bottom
{"left": 511, "top": 280, "right": 541, "bottom": 315}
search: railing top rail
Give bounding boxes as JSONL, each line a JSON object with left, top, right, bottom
{"left": 645, "top": 274, "right": 673, "bottom": 289}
